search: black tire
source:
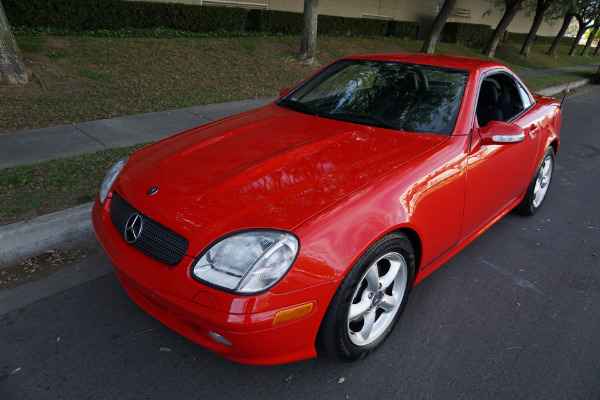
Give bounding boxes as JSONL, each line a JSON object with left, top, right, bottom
{"left": 515, "top": 147, "right": 555, "bottom": 216}
{"left": 317, "top": 232, "right": 416, "bottom": 361}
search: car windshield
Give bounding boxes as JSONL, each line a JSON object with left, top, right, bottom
{"left": 277, "top": 59, "right": 469, "bottom": 135}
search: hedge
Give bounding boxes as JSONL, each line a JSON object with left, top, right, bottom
{"left": 319, "top": 15, "right": 389, "bottom": 36}
{"left": 248, "top": 8, "right": 418, "bottom": 39}
{"left": 247, "top": 9, "right": 303, "bottom": 35}
{"left": 531, "top": 34, "right": 576, "bottom": 47}
{"left": 3, "top": 0, "right": 248, "bottom": 32}
{"left": 444, "top": 27, "right": 578, "bottom": 48}
{"left": 505, "top": 32, "right": 528, "bottom": 43}
{"left": 4, "top": 0, "right": 418, "bottom": 39}
{"left": 388, "top": 20, "right": 419, "bottom": 39}
{"left": 441, "top": 22, "right": 492, "bottom": 46}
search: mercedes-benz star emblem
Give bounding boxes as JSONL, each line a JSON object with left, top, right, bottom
{"left": 147, "top": 187, "right": 159, "bottom": 195}
{"left": 124, "top": 213, "right": 144, "bottom": 244}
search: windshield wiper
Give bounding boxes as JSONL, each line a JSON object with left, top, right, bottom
{"left": 278, "top": 99, "right": 318, "bottom": 116}
{"left": 325, "top": 113, "right": 403, "bottom": 131}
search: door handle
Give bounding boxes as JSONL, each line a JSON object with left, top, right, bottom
{"left": 528, "top": 125, "right": 539, "bottom": 138}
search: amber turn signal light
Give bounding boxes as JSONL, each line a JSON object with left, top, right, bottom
{"left": 273, "top": 303, "right": 314, "bottom": 325}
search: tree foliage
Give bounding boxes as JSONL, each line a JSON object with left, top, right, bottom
{"left": 580, "top": 17, "right": 600, "bottom": 55}
{"left": 567, "top": 0, "right": 600, "bottom": 56}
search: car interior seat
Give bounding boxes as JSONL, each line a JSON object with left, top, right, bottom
{"left": 476, "top": 80, "right": 504, "bottom": 127}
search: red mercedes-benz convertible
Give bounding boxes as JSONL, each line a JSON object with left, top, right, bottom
{"left": 92, "top": 53, "right": 561, "bottom": 365}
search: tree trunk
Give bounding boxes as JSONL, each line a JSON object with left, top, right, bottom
{"left": 0, "top": 1, "right": 30, "bottom": 85}
{"left": 299, "top": 0, "right": 319, "bottom": 61}
{"left": 483, "top": 0, "right": 525, "bottom": 58}
{"left": 594, "top": 40, "right": 600, "bottom": 56}
{"left": 421, "top": 0, "right": 457, "bottom": 54}
{"left": 568, "top": 23, "right": 587, "bottom": 56}
{"left": 547, "top": 12, "right": 573, "bottom": 57}
{"left": 520, "top": 0, "right": 551, "bottom": 58}
{"left": 581, "top": 25, "right": 599, "bottom": 56}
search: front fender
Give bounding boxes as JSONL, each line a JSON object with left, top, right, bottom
{"left": 271, "top": 135, "right": 470, "bottom": 294}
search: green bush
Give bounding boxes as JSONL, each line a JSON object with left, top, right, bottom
{"left": 247, "top": 9, "right": 303, "bottom": 34}
{"left": 503, "top": 32, "right": 577, "bottom": 47}
{"left": 441, "top": 22, "right": 492, "bottom": 46}
{"left": 506, "top": 32, "right": 528, "bottom": 43}
{"left": 533, "top": 34, "right": 576, "bottom": 47}
{"left": 319, "top": 15, "right": 388, "bottom": 36}
{"left": 248, "top": 8, "right": 417, "bottom": 38}
{"left": 11, "top": 25, "right": 262, "bottom": 39}
{"left": 388, "top": 20, "right": 419, "bottom": 39}
{"left": 3, "top": 0, "right": 247, "bottom": 32}
{"left": 4, "top": 0, "right": 417, "bottom": 39}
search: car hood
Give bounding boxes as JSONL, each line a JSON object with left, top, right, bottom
{"left": 113, "top": 103, "right": 448, "bottom": 255}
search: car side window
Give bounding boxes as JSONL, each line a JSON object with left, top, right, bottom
{"left": 476, "top": 73, "right": 525, "bottom": 127}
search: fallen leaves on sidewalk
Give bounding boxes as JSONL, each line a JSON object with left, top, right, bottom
{"left": 0, "top": 248, "right": 89, "bottom": 290}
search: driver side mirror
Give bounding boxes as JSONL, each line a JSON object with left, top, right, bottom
{"left": 479, "top": 120, "right": 525, "bottom": 145}
{"left": 279, "top": 88, "right": 291, "bottom": 97}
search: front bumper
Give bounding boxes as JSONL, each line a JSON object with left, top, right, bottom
{"left": 92, "top": 196, "right": 339, "bottom": 365}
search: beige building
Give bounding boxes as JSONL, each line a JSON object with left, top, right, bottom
{"left": 145, "top": 0, "right": 564, "bottom": 38}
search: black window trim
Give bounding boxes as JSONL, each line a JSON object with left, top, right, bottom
{"left": 473, "top": 69, "right": 535, "bottom": 127}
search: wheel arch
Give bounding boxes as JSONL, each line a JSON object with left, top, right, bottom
{"left": 549, "top": 139, "right": 559, "bottom": 156}
{"left": 393, "top": 226, "right": 422, "bottom": 271}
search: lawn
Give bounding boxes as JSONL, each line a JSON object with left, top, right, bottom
{"left": 1, "top": 35, "right": 598, "bottom": 133}
{"left": 0, "top": 143, "right": 147, "bottom": 226}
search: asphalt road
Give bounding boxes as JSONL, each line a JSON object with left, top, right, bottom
{"left": 2, "top": 85, "right": 599, "bottom": 399}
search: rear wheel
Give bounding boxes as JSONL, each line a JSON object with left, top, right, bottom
{"left": 317, "top": 232, "right": 415, "bottom": 361}
{"left": 515, "top": 147, "right": 555, "bottom": 216}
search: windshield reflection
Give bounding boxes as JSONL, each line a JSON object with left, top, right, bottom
{"left": 277, "top": 60, "right": 469, "bottom": 135}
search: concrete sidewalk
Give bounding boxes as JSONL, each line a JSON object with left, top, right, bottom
{"left": 0, "top": 64, "right": 598, "bottom": 267}
{"left": 515, "top": 63, "right": 598, "bottom": 79}
{"left": 0, "top": 97, "right": 276, "bottom": 169}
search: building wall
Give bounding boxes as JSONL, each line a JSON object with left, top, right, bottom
{"left": 448, "top": 0, "right": 561, "bottom": 37}
{"left": 137, "top": 0, "right": 563, "bottom": 38}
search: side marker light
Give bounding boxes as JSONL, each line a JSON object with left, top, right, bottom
{"left": 273, "top": 303, "right": 314, "bottom": 325}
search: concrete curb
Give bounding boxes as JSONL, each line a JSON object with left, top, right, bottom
{"left": 0, "top": 203, "right": 94, "bottom": 267}
{"left": 534, "top": 78, "right": 593, "bottom": 97}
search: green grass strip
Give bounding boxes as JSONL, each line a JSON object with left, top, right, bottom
{"left": 0, "top": 143, "right": 149, "bottom": 226}
{"left": 523, "top": 69, "right": 597, "bottom": 91}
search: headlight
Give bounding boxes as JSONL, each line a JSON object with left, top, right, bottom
{"left": 192, "top": 230, "right": 299, "bottom": 294}
{"left": 99, "top": 156, "right": 129, "bottom": 205}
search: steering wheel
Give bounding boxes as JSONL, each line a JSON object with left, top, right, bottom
{"left": 410, "top": 68, "right": 429, "bottom": 93}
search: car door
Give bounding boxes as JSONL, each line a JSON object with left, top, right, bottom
{"left": 460, "top": 71, "right": 540, "bottom": 238}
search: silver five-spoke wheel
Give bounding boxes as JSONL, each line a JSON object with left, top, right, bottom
{"left": 318, "top": 232, "right": 415, "bottom": 361}
{"left": 516, "top": 147, "right": 555, "bottom": 216}
{"left": 347, "top": 252, "right": 407, "bottom": 346}
{"left": 532, "top": 154, "right": 553, "bottom": 208}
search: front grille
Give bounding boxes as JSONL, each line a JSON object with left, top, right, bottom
{"left": 110, "top": 192, "right": 189, "bottom": 265}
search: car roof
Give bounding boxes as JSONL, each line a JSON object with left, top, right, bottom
{"left": 342, "top": 53, "right": 504, "bottom": 72}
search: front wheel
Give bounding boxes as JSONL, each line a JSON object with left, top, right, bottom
{"left": 515, "top": 147, "right": 555, "bottom": 216}
{"left": 317, "top": 232, "right": 415, "bottom": 361}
